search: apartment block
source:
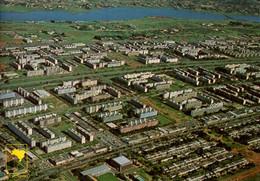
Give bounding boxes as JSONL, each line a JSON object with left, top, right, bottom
{"left": 54, "top": 86, "right": 76, "bottom": 95}
{"left": 97, "top": 111, "right": 123, "bottom": 122}
{"left": 67, "top": 128, "right": 86, "bottom": 144}
{"left": 120, "top": 118, "right": 158, "bottom": 133}
{"left": 8, "top": 121, "right": 36, "bottom": 147}
{"left": 33, "top": 113, "right": 61, "bottom": 126}
{"left": 5, "top": 104, "right": 48, "bottom": 118}
{"left": 134, "top": 107, "right": 158, "bottom": 118}
{"left": 38, "top": 126, "right": 55, "bottom": 139}
{"left": 40, "top": 137, "right": 72, "bottom": 153}
{"left": 2, "top": 97, "right": 24, "bottom": 107}
{"left": 76, "top": 126, "right": 94, "bottom": 142}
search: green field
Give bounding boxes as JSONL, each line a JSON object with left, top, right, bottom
{"left": 1, "top": 18, "right": 260, "bottom": 48}
{"left": 98, "top": 172, "right": 120, "bottom": 181}
{"left": 157, "top": 114, "right": 174, "bottom": 127}
{"left": 242, "top": 173, "right": 260, "bottom": 181}
{"left": 137, "top": 169, "right": 153, "bottom": 181}
{"left": 141, "top": 96, "right": 194, "bottom": 124}
{"left": 64, "top": 172, "right": 78, "bottom": 181}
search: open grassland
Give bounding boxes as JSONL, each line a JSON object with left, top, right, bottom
{"left": 140, "top": 97, "right": 194, "bottom": 124}
{"left": 1, "top": 18, "right": 260, "bottom": 48}
{"left": 98, "top": 173, "right": 120, "bottom": 181}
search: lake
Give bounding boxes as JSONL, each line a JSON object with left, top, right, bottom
{"left": 0, "top": 7, "right": 259, "bottom": 22}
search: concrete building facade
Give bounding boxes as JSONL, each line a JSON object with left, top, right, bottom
{"left": 8, "top": 121, "right": 36, "bottom": 147}
{"left": 67, "top": 128, "right": 86, "bottom": 144}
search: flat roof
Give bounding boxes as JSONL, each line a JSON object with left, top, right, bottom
{"left": 81, "top": 164, "right": 111, "bottom": 177}
{"left": 112, "top": 156, "right": 132, "bottom": 166}
{"left": 106, "top": 122, "right": 118, "bottom": 129}
{"left": 27, "top": 151, "right": 38, "bottom": 160}
{"left": 33, "top": 89, "right": 50, "bottom": 98}
{"left": 70, "top": 150, "right": 79, "bottom": 155}
{"left": 0, "top": 152, "right": 5, "bottom": 159}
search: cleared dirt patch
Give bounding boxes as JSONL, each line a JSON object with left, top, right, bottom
{"left": 0, "top": 64, "right": 7, "bottom": 71}
{"left": 232, "top": 147, "right": 260, "bottom": 166}
{"left": 108, "top": 53, "right": 142, "bottom": 67}
{"left": 205, "top": 130, "right": 260, "bottom": 181}
{"left": 45, "top": 95, "right": 69, "bottom": 110}
{"left": 13, "top": 39, "right": 24, "bottom": 44}
{"left": 223, "top": 166, "right": 260, "bottom": 181}
{"left": 0, "top": 41, "right": 7, "bottom": 47}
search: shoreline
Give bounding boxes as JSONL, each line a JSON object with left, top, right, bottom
{"left": 0, "top": 6, "right": 259, "bottom": 17}
{"left": 0, "top": 7, "right": 259, "bottom": 23}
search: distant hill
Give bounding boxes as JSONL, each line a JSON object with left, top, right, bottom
{"left": 0, "top": 0, "right": 259, "bottom": 16}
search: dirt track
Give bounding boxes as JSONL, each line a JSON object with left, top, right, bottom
{"left": 13, "top": 39, "right": 24, "bottom": 44}
{"left": 232, "top": 147, "right": 260, "bottom": 166}
{"left": 205, "top": 129, "right": 260, "bottom": 181}
{"left": 140, "top": 97, "right": 191, "bottom": 124}
{"left": 0, "top": 64, "right": 7, "bottom": 71}
{"left": 0, "top": 41, "right": 7, "bottom": 47}
{"left": 224, "top": 166, "right": 260, "bottom": 181}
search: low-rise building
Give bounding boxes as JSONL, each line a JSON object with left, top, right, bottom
{"left": 191, "top": 102, "right": 224, "bottom": 117}
{"left": 85, "top": 101, "right": 123, "bottom": 113}
{"left": 120, "top": 118, "right": 158, "bottom": 133}
{"left": 106, "top": 86, "right": 121, "bottom": 98}
{"left": 110, "top": 156, "right": 132, "bottom": 171}
{"left": 97, "top": 111, "right": 123, "bottom": 122}
{"left": 0, "top": 91, "right": 15, "bottom": 100}
{"left": 131, "top": 99, "right": 146, "bottom": 108}
{"left": 49, "top": 153, "right": 74, "bottom": 166}
{"left": 54, "top": 86, "right": 76, "bottom": 95}
{"left": 81, "top": 164, "right": 111, "bottom": 177}
{"left": 33, "top": 113, "right": 61, "bottom": 126}
{"left": 91, "top": 93, "right": 111, "bottom": 102}
{"left": 81, "top": 79, "right": 98, "bottom": 87}
{"left": 27, "top": 69, "right": 45, "bottom": 77}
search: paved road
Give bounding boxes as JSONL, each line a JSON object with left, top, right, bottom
{"left": 31, "top": 126, "right": 203, "bottom": 180}
{"left": 1, "top": 59, "right": 258, "bottom": 89}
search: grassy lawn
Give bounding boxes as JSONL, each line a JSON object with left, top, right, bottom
{"left": 98, "top": 172, "right": 120, "bottom": 181}
{"left": 209, "top": 130, "right": 220, "bottom": 137}
{"left": 141, "top": 96, "right": 193, "bottom": 124}
{"left": 44, "top": 95, "right": 69, "bottom": 110}
{"left": 137, "top": 169, "right": 153, "bottom": 181}
{"left": 241, "top": 172, "right": 260, "bottom": 181}
{"left": 1, "top": 18, "right": 260, "bottom": 47}
{"left": 222, "top": 136, "right": 233, "bottom": 143}
{"left": 157, "top": 114, "right": 174, "bottom": 126}
{"left": 54, "top": 120, "right": 74, "bottom": 132}
{"left": 168, "top": 78, "right": 194, "bottom": 91}
{"left": 64, "top": 172, "right": 78, "bottom": 181}
{"left": 225, "top": 142, "right": 243, "bottom": 150}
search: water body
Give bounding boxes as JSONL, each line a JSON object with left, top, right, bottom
{"left": 0, "top": 7, "right": 259, "bottom": 22}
